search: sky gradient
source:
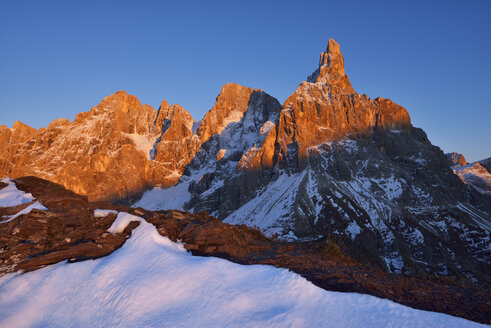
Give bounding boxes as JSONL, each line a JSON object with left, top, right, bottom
{"left": 1, "top": 0, "right": 490, "bottom": 161}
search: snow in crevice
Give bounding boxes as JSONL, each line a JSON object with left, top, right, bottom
{"left": 121, "top": 132, "right": 159, "bottom": 161}
{"left": 1, "top": 202, "right": 48, "bottom": 224}
{"left": 346, "top": 221, "right": 361, "bottom": 239}
{"left": 0, "top": 178, "right": 34, "bottom": 207}
{"left": 0, "top": 212, "right": 484, "bottom": 327}
{"left": 94, "top": 209, "right": 118, "bottom": 218}
{"left": 456, "top": 202, "right": 491, "bottom": 232}
{"left": 0, "top": 178, "right": 47, "bottom": 224}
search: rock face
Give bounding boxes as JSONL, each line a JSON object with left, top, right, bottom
{"left": 1, "top": 39, "right": 490, "bottom": 290}
{"left": 446, "top": 152, "right": 467, "bottom": 166}
{"left": 1, "top": 91, "right": 180, "bottom": 202}
{"left": 449, "top": 157, "right": 491, "bottom": 196}
{"left": 480, "top": 157, "right": 491, "bottom": 173}
{"left": 0, "top": 177, "right": 489, "bottom": 324}
{"left": 276, "top": 39, "right": 411, "bottom": 167}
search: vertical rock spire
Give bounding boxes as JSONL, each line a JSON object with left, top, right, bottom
{"left": 311, "top": 38, "right": 354, "bottom": 93}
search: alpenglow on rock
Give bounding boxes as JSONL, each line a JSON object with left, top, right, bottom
{"left": 1, "top": 39, "right": 490, "bottom": 290}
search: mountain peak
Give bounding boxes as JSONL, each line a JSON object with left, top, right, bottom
{"left": 306, "top": 39, "right": 353, "bottom": 93}
{"left": 326, "top": 38, "right": 341, "bottom": 55}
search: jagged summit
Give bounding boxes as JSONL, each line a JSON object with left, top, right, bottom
{"left": 278, "top": 39, "right": 410, "bottom": 165}
{"left": 307, "top": 38, "right": 354, "bottom": 94}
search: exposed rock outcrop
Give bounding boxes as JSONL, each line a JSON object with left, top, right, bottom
{"left": 446, "top": 152, "right": 467, "bottom": 166}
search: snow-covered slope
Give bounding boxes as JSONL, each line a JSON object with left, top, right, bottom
{"left": 452, "top": 161, "right": 491, "bottom": 196}
{"left": 0, "top": 212, "right": 483, "bottom": 328}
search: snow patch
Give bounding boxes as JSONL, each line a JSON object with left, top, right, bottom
{"left": 346, "top": 222, "right": 362, "bottom": 239}
{"left": 121, "top": 132, "right": 159, "bottom": 160}
{"left": 134, "top": 180, "right": 191, "bottom": 211}
{"left": 107, "top": 212, "right": 145, "bottom": 233}
{"left": 0, "top": 178, "right": 34, "bottom": 207}
{"left": 225, "top": 173, "right": 306, "bottom": 236}
{"left": 259, "top": 120, "right": 275, "bottom": 136}
{"left": 94, "top": 209, "right": 118, "bottom": 218}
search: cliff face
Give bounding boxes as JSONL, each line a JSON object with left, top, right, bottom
{"left": 0, "top": 91, "right": 185, "bottom": 201}
{"left": 275, "top": 39, "right": 411, "bottom": 167}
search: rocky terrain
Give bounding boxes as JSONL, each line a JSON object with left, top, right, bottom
{"left": 1, "top": 39, "right": 490, "bottom": 295}
{"left": 0, "top": 176, "right": 489, "bottom": 324}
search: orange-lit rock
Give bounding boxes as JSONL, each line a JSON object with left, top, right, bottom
{"left": 275, "top": 39, "right": 411, "bottom": 166}
{"left": 0, "top": 91, "right": 196, "bottom": 202}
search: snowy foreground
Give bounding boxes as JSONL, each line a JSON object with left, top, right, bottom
{"left": 0, "top": 212, "right": 484, "bottom": 327}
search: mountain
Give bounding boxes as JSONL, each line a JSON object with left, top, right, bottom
{"left": 0, "top": 39, "right": 490, "bottom": 290}
{"left": 137, "top": 40, "right": 491, "bottom": 288}
{"left": 446, "top": 154, "right": 491, "bottom": 196}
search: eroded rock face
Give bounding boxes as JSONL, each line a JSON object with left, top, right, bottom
{"left": 450, "top": 159, "right": 491, "bottom": 196}
{"left": 0, "top": 91, "right": 199, "bottom": 202}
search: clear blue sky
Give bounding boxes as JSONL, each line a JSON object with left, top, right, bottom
{"left": 1, "top": 0, "right": 490, "bottom": 161}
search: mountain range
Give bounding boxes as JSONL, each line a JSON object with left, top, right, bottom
{"left": 1, "top": 39, "right": 490, "bottom": 293}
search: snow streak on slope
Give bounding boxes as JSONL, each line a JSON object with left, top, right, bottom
{"left": 0, "top": 178, "right": 47, "bottom": 224}
{"left": 224, "top": 172, "right": 306, "bottom": 237}
{"left": 0, "top": 212, "right": 483, "bottom": 328}
{"left": 1, "top": 202, "right": 47, "bottom": 224}
{"left": 133, "top": 179, "right": 192, "bottom": 211}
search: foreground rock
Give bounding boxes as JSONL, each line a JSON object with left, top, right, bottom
{"left": 0, "top": 177, "right": 489, "bottom": 324}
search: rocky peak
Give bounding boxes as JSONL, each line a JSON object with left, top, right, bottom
{"left": 277, "top": 39, "right": 410, "bottom": 166}
{"left": 151, "top": 101, "right": 196, "bottom": 178}
{"left": 10, "top": 121, "right": 37, "bottom": 140}
{"left": 445, "top": 152, "right": 467, "bottom": 166}
{"left": 153, "top": 100, "right": 195, "bottom": 136}
{"left": 307, "top": 38, "right": 354, "bottom": 94}
{"left": 195, "top": 83, "right": 255, "bottom": 143}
